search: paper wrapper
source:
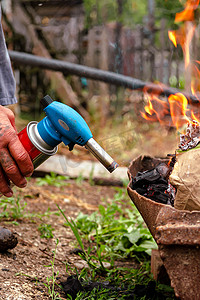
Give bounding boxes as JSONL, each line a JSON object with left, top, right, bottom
{"left": 169, "top": 147, "right": 200, "bottom": 211}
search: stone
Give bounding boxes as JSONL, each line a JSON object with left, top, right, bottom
{"left": 0, "top": 227, "right": 18, "bottom": 252}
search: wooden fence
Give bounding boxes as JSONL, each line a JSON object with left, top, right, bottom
{"left": 84, "top": 22, "right": 185, "bottom": 89}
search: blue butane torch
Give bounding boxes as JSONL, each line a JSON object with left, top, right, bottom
{"left": 18, "top": 95, "right": 119, "bottom": 172}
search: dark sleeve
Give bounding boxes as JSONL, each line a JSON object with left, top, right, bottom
{"left": 0, "top": 6, "right": 17, "bottom": 105}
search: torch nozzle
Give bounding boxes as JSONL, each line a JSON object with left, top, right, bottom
{"left": 85, "top": 138, "right": 119, "bottom": 173}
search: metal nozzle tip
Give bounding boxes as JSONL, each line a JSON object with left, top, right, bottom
{"left": 85, "top": 138, "right": 119, "bottom": 173}
{"left": 107, "top": 161, "right": 119, "bottom": 173}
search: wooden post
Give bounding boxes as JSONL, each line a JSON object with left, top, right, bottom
{"left": 160, "top": 19, "right": 166, "bottom": 83}
{"left": 11, "top": 2, "right": 89, "bottom": 119}
{"left": 148, "top": 0, "right": 155, "bottom": 81}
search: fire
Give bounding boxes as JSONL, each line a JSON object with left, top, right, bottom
{"left": 168, "top": 31, "right": 177, "bottom": 47}
{"left": 175, "top": 0, "right": 199, "bottom": 22}
{"left": 141, "top": 93, "right": 169, "bottom": 124}
{"left": 141, "top": 0, "right": 200, "bottom": 132}
{"left": 142, "top": 91, "right": 200, "bottom": 132}
{"left": 168, "top": 93, "right": 190, "bottom": 130}
{"left": 168, "top": 0, "right": 198, "bottom": 68}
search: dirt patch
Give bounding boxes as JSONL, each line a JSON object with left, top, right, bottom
{"left": 0, "top": 178, "right": 138, "bottom": 299}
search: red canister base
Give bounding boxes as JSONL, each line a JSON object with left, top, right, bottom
{"left": 18, "top": 126, "right": 42, "bottom": 161}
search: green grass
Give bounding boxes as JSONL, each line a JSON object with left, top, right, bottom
{"left": 43, "top": 239, "right": 62, "bottom": 300}
{"left": 73, "top": 188, "right": 157, "bottom": 260}
{"left": 36, "top": 172, "right": 70, "bottom": 187}
{"left": 58, "top": 187, "right": 157, "bottom": 272}
{"left": 0, "top": 195, "right": 27, "bottom": 222}
{"left": 38, "top": 223, "right": 55, "bottom": 239}
{"left": 57, "top": 187, "right": 176, "bottom": 299}
{"left": 0, "top": 193, "right": 60, "bottom": 224}
{"left": 4, "top": 184, "right": 175, "bottom": 299}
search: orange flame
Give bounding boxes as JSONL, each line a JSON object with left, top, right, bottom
{"left": 142, "top": 91, "right": 200, "bottom": 132}
{"left": 168, "top": 0, "right": 199, "bottom": 68}
{"left": 175, "top": 0, "right": 199, "bottom": 22}
{"left": 168, "top": 30, "right": 177, "bottom": 47}
{"left": 169, "top": 22, "right": 196, "bottom": 68}
{"left": 141, "top": 0, "right": 200, "bottom": 132}
{"left": 168, "top": 93, "right": 190, "bottom": 130}
{"left": 141, "top": 93, "right": 169, "bottom": 124}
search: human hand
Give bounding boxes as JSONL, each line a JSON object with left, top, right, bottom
{"left": 0, "top": 106, "right": 33, "bottom": 197}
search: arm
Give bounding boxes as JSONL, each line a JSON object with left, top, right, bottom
{"left": 0, "top": 106, "right": 33, "bottom": 197}
{"left": 0, "top": 7, "right": 33, "bottom": 197}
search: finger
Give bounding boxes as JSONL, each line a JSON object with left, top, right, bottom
{"left": 0, "top": 165, "right": 13, "bottom": 197}
{"left": 8, "top": 136, "right": 34, "bottom": 177}
{"left": 2, "top": 107, "right": 17, "bottom": 132}
{"left": 0, "top": 148, "right": 28, "bottom": 188}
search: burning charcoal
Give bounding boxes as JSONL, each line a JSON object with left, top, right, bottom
{"left": 0, "top": 227, "right": 18, "bottom": 252}
{"left": 131, "top": 163, "right": 175, "bottom": 206}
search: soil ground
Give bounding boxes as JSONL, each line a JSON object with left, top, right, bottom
{"left": 0, "top": 177, "right": 138, "bottom": 300}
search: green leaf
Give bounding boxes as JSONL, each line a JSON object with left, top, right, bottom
{"left": 123, "top": 231, "right": 141, "bottom": 244}
{"left": 98, "top": 205, "right": 106, "bottom": 216}
{"left": 57, "top": 205, "right": 85, "bottom": 252}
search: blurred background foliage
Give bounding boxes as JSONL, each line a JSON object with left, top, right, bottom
{"left": 3, "top": 0, "right": 197, "bottom": 164}
{"left": 83, "top": 0, "right": 147, "bottom": 28}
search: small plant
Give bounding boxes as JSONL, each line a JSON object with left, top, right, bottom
{"left": 38, "top": 223, "right": 55, "bottom": 239}
{"left": 57, "top": 199, "right": 176, "bottom": 300}
{"left": 58, "top": 205, "right": 107, "bottom": 273}
{"left": 75, "top": 173, "right": 84, "bottom": 185}
{"left": 36, "top": 172, "right": 69, "bottom": 187}
{"left": 0, "top": 196, "right": 27, "bottom": 221}
{"left": 75, "top": 188, "right": 157, "bottom": 260}
{"left": 30, "top": 207, "right": 61, "bottom": 221}
{"left": 44, "top": 239, "right": 62, "bottom": 300}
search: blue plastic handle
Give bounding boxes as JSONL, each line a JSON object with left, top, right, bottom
{"left": 37, "top": 101, "right": 93, "bottom": 147}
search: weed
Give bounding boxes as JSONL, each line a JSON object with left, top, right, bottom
{"left": 15, "top": 272, "right": 39, "bottom": 284}
{"left": 16, "top": 240, "right": 63, "bottom": 299}
{"left": 38, "top": 223, "right": 55, "bottom": 239}
{"left": 65, "top": 264, "right": 176, "bottom": 300}
{"left": 75, "top": 173, "right": 84, "bottom": 185}
{"left": 0, "top": 194, "right": 61, "bottom": 227}
{"left": 0, "top": 196, "right": 27, "bottom": 220}
{"left": 33, "top": 207, "right": 61, "bottom": 220}
{"left": 75, "top": 188, "right": 157, "bottom": 260}
{"left": 58, "top": 188, "right": 157, "bottom": 265}
{"left": 58, "top": 205, "right": 108, "bottom": 274}
{"left": 43, "top": 239, "right": 62, "bottom": 300}
{"left": 57, "top": 189, "right": 176, "bottom": 300}
{"left": 36, "top": 172, "right": 69, "bottom": 187}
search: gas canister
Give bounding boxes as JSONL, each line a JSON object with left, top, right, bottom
{"left": 18, "top": 121, "right": 58, "bottom": 169}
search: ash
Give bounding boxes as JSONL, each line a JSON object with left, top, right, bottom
{"left": 179, "top": 120, "right": 200, "bottom": 151}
